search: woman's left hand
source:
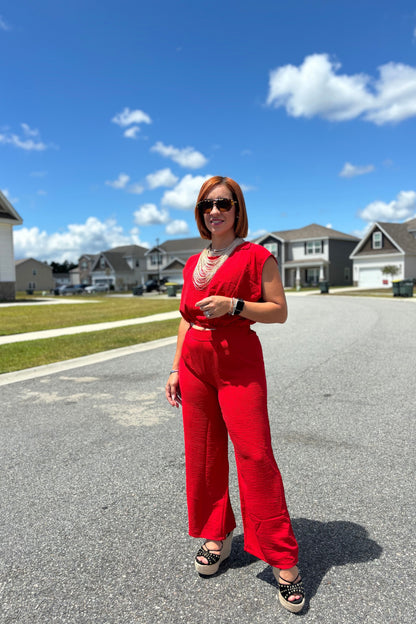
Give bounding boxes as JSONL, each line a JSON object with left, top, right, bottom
{"left": 195, "top": 296, "right": 232, "bottom": 318}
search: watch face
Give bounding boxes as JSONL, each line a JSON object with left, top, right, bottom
{"left": 235, "top": 299, "right": 244, "bottom": 314}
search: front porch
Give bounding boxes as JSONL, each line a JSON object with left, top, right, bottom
{"left": 283, "top": 260, "right": 329, "bottom": 289}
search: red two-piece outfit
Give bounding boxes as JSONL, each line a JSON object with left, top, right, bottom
{"left": 179, "top": 241, "right": 298, "bottom": 569}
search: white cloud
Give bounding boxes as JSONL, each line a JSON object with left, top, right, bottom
{"left": 151, "top": 141, "right": 208, "bottom": 169}
{"left": 13, "top": 217, "right": 147, "bottom": 264}
{"left": 165, "top": 220, "right": 189, "bottom": 235}
{"left": 105, "top": 173, "right": 130, "bottom": 189}
{"left": 112, "top": 108, "right": 151, "bottom": 127}
{"left": 127, "top": 183, "right": 144, "bottom": 195}
{"left": 266, "top": 54, "right": 416, "bottom": 125}
{"left": 325, "top": 223, "right": 333, "bottom": 229}
{"left": 359, "top": 190, "right": 416, "bottom": 222}
{"left": 0, "top": 15, "right": 10, "bottom": 30}
{"left": 123, "top": 126, "right": 141, "bottom": 139}
{"left": 21, "top": 123, "right": 40, "bottom": 137}
{"left": 133, "top": 204, "right": 170, "bottom": 226}
{"left": 0, "top": 123, "right": 48, "bottom": 151}
{"left": 339, "top": 162, "right": 375, "bottom": 178}
{"left": 161, "top": 174, "right": 211, "bottom": 210}
{"left": 146, "top": 168, "right": 178, "bottom": 189}
{"left": 248, "top": 228, "right": 268, "bottom": 240}
{"left": 37, "top": 189, "right": 47, "bottom": 196}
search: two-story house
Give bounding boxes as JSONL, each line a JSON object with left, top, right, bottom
{"left": 350, "top": 219, "right": 416, "bottom": 287}
{"left": 77, "top": 254, "right": 98, "bottom": 285}
{"left": 90, "top": 244, "right": 148, "bottom": 290}
{"left": 0, "top": 190, "right": 23, "bottom": 301}
{"left": 15, "top": 258, "right": 54, "bottom": 293}
{"left": 256, "top": 224, "right": 359, "bottom": 288}
{"left": 145, "top": 237, "right": 206, "bottom": 284}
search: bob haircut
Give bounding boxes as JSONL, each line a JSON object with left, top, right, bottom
{"left": 195, "top": 176, "right": 249, "bottom": 240}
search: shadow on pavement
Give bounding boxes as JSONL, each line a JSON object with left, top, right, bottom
{"left": 256, "top": 518, "right": 383, "bottom": 614}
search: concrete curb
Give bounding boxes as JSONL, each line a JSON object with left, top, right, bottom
{"left": 0, "top": 335, "right": 178, "bottom": 386}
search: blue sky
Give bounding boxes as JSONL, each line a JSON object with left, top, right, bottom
{"left": 1, "top": 0, "right": 416, "bottom": 262}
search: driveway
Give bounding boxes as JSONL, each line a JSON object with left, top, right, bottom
{"left": 1, "top": 295, "right": 414, "bottom": 623}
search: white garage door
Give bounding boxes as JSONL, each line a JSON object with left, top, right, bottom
{"left": 359, "top": 267, "right": 383, "bottom": 288}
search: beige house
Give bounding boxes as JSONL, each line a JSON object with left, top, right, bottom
{"left": 15, "top": 258, "right": 54, "bottom": 293}
{"left": 0, "top": 190, "right": 23, "bottom": 301}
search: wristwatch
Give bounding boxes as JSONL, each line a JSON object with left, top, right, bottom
{"left": 233, "top": 298, "right": 245, "bottom": 315}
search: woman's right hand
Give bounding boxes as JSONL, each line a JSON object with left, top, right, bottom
{"left": 165, "top": 371, "right": 181, "bottom": 408}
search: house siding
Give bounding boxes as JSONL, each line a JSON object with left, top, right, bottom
{"left": 0, "top": 224, "right": 16, "bottom": 282}
{"left": 358, "top": 227, "right": 398, "bottom": 254}
{"left": 15, "top": 259, "right": 54, "bottom": 292}
{"left": 328, "top": 239, "right": 356, "bottom": 285}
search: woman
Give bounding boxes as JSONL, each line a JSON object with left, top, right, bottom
{"left": 165, "top": 176, "right": 305, "bottom": 613}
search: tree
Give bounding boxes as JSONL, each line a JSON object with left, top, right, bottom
{"left": 49, "top": 260, "right": 77, "bottom": 273}
{"left": 382, "top": 265, "right": 399, "bottom": 279}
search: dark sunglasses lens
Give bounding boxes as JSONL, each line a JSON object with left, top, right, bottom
{"left": 197, "top": 200, "right": 213, "bottom": 214}
{"left": 197, "top": 198, "right": 235, "bottom": 213}
{"left": 216, "top": 199, "right": 233, "bottom": 212}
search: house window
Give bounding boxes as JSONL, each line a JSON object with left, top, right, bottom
{"left": 135, "top": 260, "right": 140, "bottom": 267}
{"left": 81, "top": 261, "right": 88, "bottom": 269}
{"left": 372, "top": 231, "right": 382, "bottom": 249}
{"left": 150, "top": 253, "right": 161, "bottom": 265}
{"left": 264, "top": 242, "right": 278, "bottom": 256}
{"left": 306, "top": 240, "right": 323, "bottom": 254}
{"left": 32, "top": 269, "right": 37, "bottom": 276}
{"left": 100, "top": 257, "right": 106, "bottom": 268}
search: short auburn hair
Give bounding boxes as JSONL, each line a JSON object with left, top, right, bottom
{"left": 194, "top": 176, "right": 249, "bottom": 240}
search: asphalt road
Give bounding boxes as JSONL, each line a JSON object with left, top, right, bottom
{"left": 1, "top": 295, "right": 415, "bottom": 624}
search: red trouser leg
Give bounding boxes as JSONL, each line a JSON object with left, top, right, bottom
{"left": 180, "top": 326, "right": 298, "bottom": 568}
{"left": 180, "top": 337, "right": 236, "bottom": 540}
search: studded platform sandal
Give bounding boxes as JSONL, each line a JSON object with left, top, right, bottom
{"left": 273, "top": 568, "right": 305, "bottom": 613}
{"left": 194, "top": 531, "right": 233, "bottom": 576}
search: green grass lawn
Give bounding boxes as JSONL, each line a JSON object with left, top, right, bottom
{"left": 330, "top": 288, "right": 395, "bottom": 297}
{"left": 0, "top": 319, "right": 180, "bottom": 373}
{"left": 0, "top": 295, "right": 180, "bottom": 335}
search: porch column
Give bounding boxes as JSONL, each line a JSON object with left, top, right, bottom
{"left": 319, "top": 265, "right": 325, "bottom": 281}
{"left": 295, "top": 267, "right": 301, "bottom": 291}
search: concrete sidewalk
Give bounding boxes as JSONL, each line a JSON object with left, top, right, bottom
{"left": 0, "top": 310, "right": 181, "bottom": 345}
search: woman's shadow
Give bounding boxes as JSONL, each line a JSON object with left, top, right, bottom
{"left": 229, "top": 518, "right": 383, "bottom": 614}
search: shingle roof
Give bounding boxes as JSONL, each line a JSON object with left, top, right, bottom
{"left": 377, "top": 222, "right": 416, "bottom": 254}
{"left": 0, "top": 190, "right": 23, "bottom": 224}
{"left": 107, "top": 244, "right": 148, "bottom": 256}
{"left": 92, "top": 252, "right": 133, "bottom": 273}
{"left": 15, "top": 257, "right": 51, "bottom": 268}
{"left": 159, "top": 237, "right": 207, "bottom": 253}
{"left": 270, "top": 223, "right": 359, "bottom": 242}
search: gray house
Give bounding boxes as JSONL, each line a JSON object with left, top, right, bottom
{"left": 350, "top": 219, "right": 416, "bottom": 287}
{"left": 89, "top": 244, "right": 148, "bottom": 290}
{"left": 145, "top": 237, "right": 207, "bottom": 285}
{"left": 256, "top": 224, "right": 359, "bottom": 288}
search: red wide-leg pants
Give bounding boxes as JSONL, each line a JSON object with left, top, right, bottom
{"left": 179, "top": 324, "right": 299, "bottom": 569}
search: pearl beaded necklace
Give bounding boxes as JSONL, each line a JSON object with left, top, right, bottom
{"left": 192, "top": 238, "right": 244, "bottom": 290}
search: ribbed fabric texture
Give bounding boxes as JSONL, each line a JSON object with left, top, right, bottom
{"left": 180, "top": 324, "right": 299, "bottom": 569}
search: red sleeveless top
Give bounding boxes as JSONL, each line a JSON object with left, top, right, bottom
{"left": 179, "top": 241, "right": 276, "bottom": 329}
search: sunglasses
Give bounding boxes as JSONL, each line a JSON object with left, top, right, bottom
{"left": 197, "top": 198, "right": 237, "bottom": 214}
